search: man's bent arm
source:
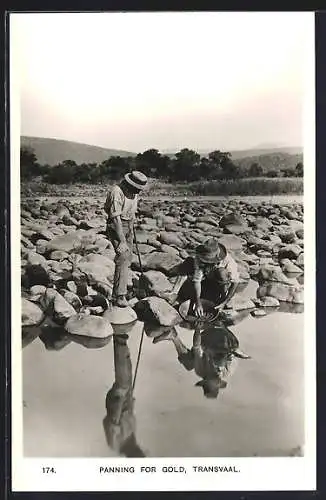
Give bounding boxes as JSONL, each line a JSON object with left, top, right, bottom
{"left": 193, "top": 280, "right": 202, "bottom": 304}
{"left": 112, "top": 216, "right": 127, "bottom": 245}
{"left": 219, "top": 281, "right": 238, "bottom": 308}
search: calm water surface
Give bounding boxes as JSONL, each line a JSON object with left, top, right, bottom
{"left": 23, "top": 304, "right": 304, "bottom": 458}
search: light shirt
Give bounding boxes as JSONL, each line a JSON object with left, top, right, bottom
{"left": 192, "top": 253, "right": 240, "bottom": 283}
{"left": 104, "top": 184, "right": 138, "bottom": 221}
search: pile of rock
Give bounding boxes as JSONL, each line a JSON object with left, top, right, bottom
{"left": 20, "top": 197, "right": 304, "bottom": 345}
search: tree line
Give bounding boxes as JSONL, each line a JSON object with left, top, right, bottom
{"left": 21, "top": 146, "right": 304, "bottom": 184}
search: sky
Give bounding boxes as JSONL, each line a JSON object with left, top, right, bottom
{"left": 11, "top": 12, "right": 312, "bottom": 153}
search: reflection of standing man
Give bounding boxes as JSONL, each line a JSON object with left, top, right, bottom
{"left": 103, "top": 333, "right": 146, "bottom": 457}
{"left": 104, "top": 171, "right": 148, "bottom": 307}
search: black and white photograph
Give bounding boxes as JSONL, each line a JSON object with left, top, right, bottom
{"left": 10, "top": 11, "right": 315, "bottom": 492}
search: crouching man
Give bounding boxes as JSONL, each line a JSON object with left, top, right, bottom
{"left": 164, "top": 238, "right": 240, "bottom": 317}
{"left": 104, "top": 171, "right": 148, "bottom": 308}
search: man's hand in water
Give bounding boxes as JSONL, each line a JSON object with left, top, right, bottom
{"left": 194, "top": 300, "right": 204, "bottom": 317}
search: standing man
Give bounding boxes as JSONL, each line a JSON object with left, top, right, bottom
{"left": 104, "top": 171, "right": 148, "bottom": 307}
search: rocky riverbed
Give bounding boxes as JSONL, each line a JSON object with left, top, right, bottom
{"left": 21, "top": 196, "right": 305, "bottom": 457}
{"left": 21, "top": 197, "right": 304, "bottom": 347}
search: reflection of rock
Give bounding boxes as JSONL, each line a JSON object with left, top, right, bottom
{"left": 144, "top": 323, "right": 176, "bottom": 338}
{"left": 39, "top": 325, "right": 72, "bottom": 350}
{"left": 278, "top": 301, "right": 304, "bottom": 314}
{"left": 134, "top": 297, "right": 181, "bottom": 326}
{"left": 214, "top": 309, "right": 252, "bottom": 326}
{"left": 22, "top": 325, "right": 42, "bottom": 348}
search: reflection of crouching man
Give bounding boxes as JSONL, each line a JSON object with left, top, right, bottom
{"left": 164, "top": 238, "right": 240, "bottom": 317}
{"left": 153, "top": 324, "right": 250, "bottom": 399}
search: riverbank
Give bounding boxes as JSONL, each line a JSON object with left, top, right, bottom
{"left": 21, "top": 177, "right": 303, "bottom": 198}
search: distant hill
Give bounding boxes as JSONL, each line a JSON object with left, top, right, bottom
{"left": 234, "top": 151, "right": 303, "bottom": 173}
{"left": 229, "top": 146, "right": 302, "bottom": 160}
{"left": 21, "top": 136, "right": 303, "bottom": 174}
{"left": 162, "top": 146, "right": 303, "bottom": 159}
{"left": 21, "top": 136, "right": 136, "bottom": 166}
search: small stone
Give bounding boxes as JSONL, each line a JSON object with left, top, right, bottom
{"left": 251, "top": 309, "right": 267, "bottom": 317}
{"left": 254, "top": 296, "right": 280, "bottom": 307}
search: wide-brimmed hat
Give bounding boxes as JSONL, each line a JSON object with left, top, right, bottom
{"left": 195, "top": 378, "right": 227, "bottom": 398}
{"left": 124, "top": 171, "right": 148, "bottom": 190}
{"left": 196, "top": 239, "right": 227, "bottom": 264}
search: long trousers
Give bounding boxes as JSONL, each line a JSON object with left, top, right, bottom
{"left": 107, "top": 221, "right": 133, "bottom": 298}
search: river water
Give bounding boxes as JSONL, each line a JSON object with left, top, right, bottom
{"left": 27, "top": 195, "right": 303, "bottom": 205}
{"left": 23, "top": 285, "right": 304, "bottom": 458}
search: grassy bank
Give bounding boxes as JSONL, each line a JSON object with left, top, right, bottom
{"left": 20, "top": 177, "right": 303, "bottom": 198}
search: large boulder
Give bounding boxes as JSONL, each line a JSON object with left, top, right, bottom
{"left": 103, "top": 305, "right": 137, "bottom": 325}
{"left": 276, "top": 227, "right": 297, "bottom": 244}
{"left": 217, "top": 235, "right": 246, "bottom": 251}
{"left": 22, "top": 298, "right": 44, "bottom": 326}
{"left": 257, "top": 283, "right": 304, "bottom": 304}
{"left": 134, "top": 252, "right": 183, "bottom": 275}
{"left": 225, "top": 297, "right": 256, "bottom": 311}
{"left": 133, "top": 297, "right": 181, "bottom": 326}
{"left": 159, "top": 231, "right": 186, "bottom": 248}
{"left": 77, "top": 254, "right": 115, "bottom": 285}
{"left": 219, "top": 213, "right": 247, "bottom": 228}
{"left": 24, "top": 264, "right": 51, "bottom": 287}
{"left": 65, "top": 314, "right": 113, "bottom": 345}
{"left": 278, "top": 244, "right": 303, "bottom": 261}
{"left": 250, "top": 217, "right": 273, "bottom": 232}
{"left": 46, "top": 231, "right": 84, "bottom": 253}
{"left": 136, "top": 244, "right": 157, "bottom": 255}
{"left": 26, "top": 251, "right": 48, "bottom": 268}
{"left": 139, "top": 270, "right": 173, "bottom": 297}
{"left": 52, "top": 293, "right": 77, "bottom": 324}
{"left": 255, "top": 265, "right": 299, "bottom": 286}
